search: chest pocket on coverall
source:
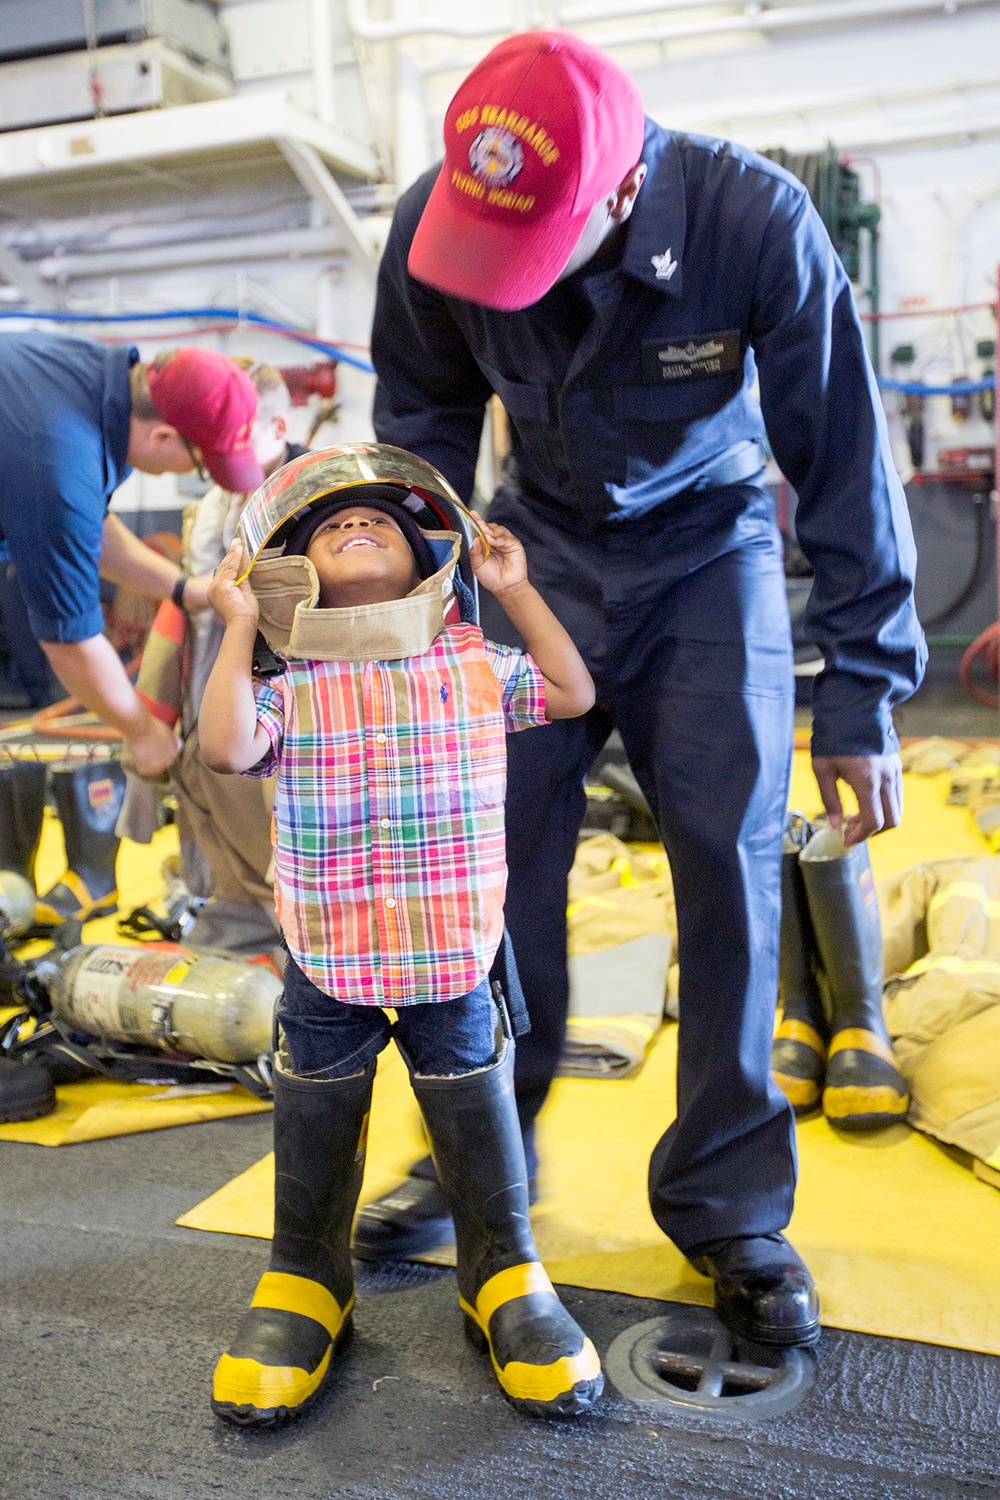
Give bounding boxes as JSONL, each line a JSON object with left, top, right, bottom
{"left": 613, "top": 374, "right": 744, "bottom": 486}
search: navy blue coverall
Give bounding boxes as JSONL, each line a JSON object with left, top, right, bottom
{"left": 371, "top": 121, "right": 926, "bottom": 1252}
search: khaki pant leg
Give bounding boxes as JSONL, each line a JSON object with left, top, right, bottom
{"left": 172, "top": 727, "right": 275, "bottom": 911}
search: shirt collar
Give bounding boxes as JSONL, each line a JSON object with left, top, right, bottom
{"left": 102, "top": 343, "right": 138, "bottom": 496}
{"left": 621, "top": 121, "right": 687, "bottom": 300}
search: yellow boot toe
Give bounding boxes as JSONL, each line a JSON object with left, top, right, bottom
{"left": 212, "top": 1271, "right": 353, "bottom": 1428}
{"left": 460, "top": 1262, "right": 603, "bottom": 1420}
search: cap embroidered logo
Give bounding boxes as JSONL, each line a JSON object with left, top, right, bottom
{"left": 469, "top": 127, "right": 524, "bottom": 187}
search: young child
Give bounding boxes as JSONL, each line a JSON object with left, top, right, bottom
{"left": 200, "top": 447, "right": 600, "bottom": 1427}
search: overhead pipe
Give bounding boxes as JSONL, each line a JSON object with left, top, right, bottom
{"left": 560, "top": 0, "right": 766, "bottom": 20}
{"left": 349, "top": 0, "right": 996, "bottom": 46}
{"left": 347, "top": 0, "right": 509, "bottom": 41}
{"left": 395, "top": 46, "right": 431, "bottom": 191}
{"left": 0, "top": 307, "right": 376, "bottom": 374}
{"left": 644, "top": 74, "right": 1000, "bottom": 140}
{"left": 657, "top": 108, "right": 1000, "bottom": 158}
{"left": 32, "top": 227, "right": 347, "bottom": 282}
{"left": 561, "top": 0, "right": 998, "bottom": 51}
{"left": 309, "top": 0, "right": 337, "bottom": 126}
{"left": 860, "top": 299, "right": 997, "bottom": 321}
{"left": 391, "top": 0, "right": 431, "bottom": 189}
{"left": 877, "top": 376, "right": 996, "bottom": 393}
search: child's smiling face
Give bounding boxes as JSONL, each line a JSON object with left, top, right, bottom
{"left": 306, "top": 505, "right": 420, "bottom": 607}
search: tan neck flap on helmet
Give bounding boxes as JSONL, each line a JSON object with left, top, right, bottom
{"left": 250, "top": 531, "right": 462, "bottom": 663}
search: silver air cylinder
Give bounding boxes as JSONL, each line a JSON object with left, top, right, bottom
{"left": 0, "top": 871, "right": 36, "bottom": 937}
{"left": 47, "top": 945, "right": 280, "bottom": 1063}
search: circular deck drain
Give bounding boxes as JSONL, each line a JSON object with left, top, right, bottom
{"left": 605, "top": 1307, "right": 816, "bottom": 1422}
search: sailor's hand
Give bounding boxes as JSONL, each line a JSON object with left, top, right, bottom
{"left": 125, "top": 714, "right": 182, "bottom": 779}
{"left": 812, "top": 752, "right": 903, "bottom": 847}
{"left": 208, "top": 540, "right": 259, "bottom": 627}
{"left": 470, "top": 515, "right": 529, "bottom": 597}
{"left": 180, "top": 574, "right": 213, "bottom": 612}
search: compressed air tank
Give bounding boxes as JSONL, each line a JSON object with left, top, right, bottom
{"left": 46, "top": 945, "right": 280, "bottom": 1063}
{"left": 0, "top": 870, "right": 36, "bottom": 937}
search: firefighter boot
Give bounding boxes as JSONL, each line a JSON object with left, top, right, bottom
{"left": 0, "top": 757, "right": 47, "bottom": 886}
{"left": 0, "top": 1058, "right": 56, "bottom": 1123}
{"left": 212, "top": 1058, "right": 373, "bottom": 1427}
{"left": 410, "top": 1040, "right": 603, "bottom": 1419}
{"left": 36, "top": 759, "right": 126, "bottom": 923}
{"left": 800, "top": 824, "right": 909, "bottom": 1130}
{"left": 771, "top": 817, "right": 829, "bottom": 1115}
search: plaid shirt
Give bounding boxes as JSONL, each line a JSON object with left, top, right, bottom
{"left": 247, "top": 622, "right": 547, "bottom": 1006}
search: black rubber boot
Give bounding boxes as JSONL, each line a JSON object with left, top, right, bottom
{"left": 212, "top": 1058, "right": 374, "bottom": 1428}
{"left": 36, "top": 760, "right": 126, "bottom": 923}
{"left": 410, "top": 1041, "right": 603, "bottom": 1420}
{"left": 771, "top": 817, "right": 828, "bottom": 1115}
{"left": 0, "top": 1057, "right": 56, "bottom": 1123}
{"left": 799, "top": 825, "right": 909, "bottom": 1130}
{"left": 0, "top": 757, "right": 47, "bottom": 886}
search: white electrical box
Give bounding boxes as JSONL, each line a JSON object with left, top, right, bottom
{"left": 225, "top": 0, "right": 312, "bottom": 82}
{"left": 0, "top": 38, "right": 232, "bottom": 132}
{"left": 0, "top": 0, "right": 228, "bottom": 71}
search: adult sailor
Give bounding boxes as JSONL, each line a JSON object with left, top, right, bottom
{"left": 359, "top": 31, "right": 926, "bottom": 1347}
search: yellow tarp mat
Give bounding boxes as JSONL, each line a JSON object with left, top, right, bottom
{"left": 2, "top": 815, "right": 272, "bottom": 1142}
{"left": 0, "top": 1076, "right": 271, "bottom": 1146}
{"left": 178, "top": 752, "right": 1000, "bottom": 1354}
{"left": 178, "top": 1023, "right": 1000, "bottom": 1355}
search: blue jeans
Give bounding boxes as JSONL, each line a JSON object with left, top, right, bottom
{"left": 278, "top": 954, "right": 499, "bottom": 1081}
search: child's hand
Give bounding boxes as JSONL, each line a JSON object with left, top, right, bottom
{"left": 208, "top": 540, "right": 259, "bottom": 627}
{"left": 469, "top": 515, "right": 529, "bottom": 597}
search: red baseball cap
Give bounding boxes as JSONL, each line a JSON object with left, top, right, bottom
{"left": 408, "top": 31, "right": 646, "bottom": 312}
{"left": 146, "top": 349, "right": 265, "bottom": 493}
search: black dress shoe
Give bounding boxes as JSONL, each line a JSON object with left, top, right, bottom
{"left": 352, "top": 1176, "right": 455, "bottom": 1262}
{"left": 687, "top": 1233, "right": 821, "bottom": 1348}
{"left": 352, "top": 1169, "right": 540, "bottom": 1264}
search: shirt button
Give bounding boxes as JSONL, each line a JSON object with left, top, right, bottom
{"left": 385, "top": 897, "right": 396, "bottom": 909}
{"left": 376, "top": 733, "right": 387, "bottom": 744}
{"left": 380, "top": 818, "right": 391, "bottom": 829}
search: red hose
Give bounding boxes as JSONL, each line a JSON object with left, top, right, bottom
{"left": 960, "top": 624, "right": 1000, "bottom": 708}
{"left": 960, "top": 263, "right": 1000, "bottom": 711}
